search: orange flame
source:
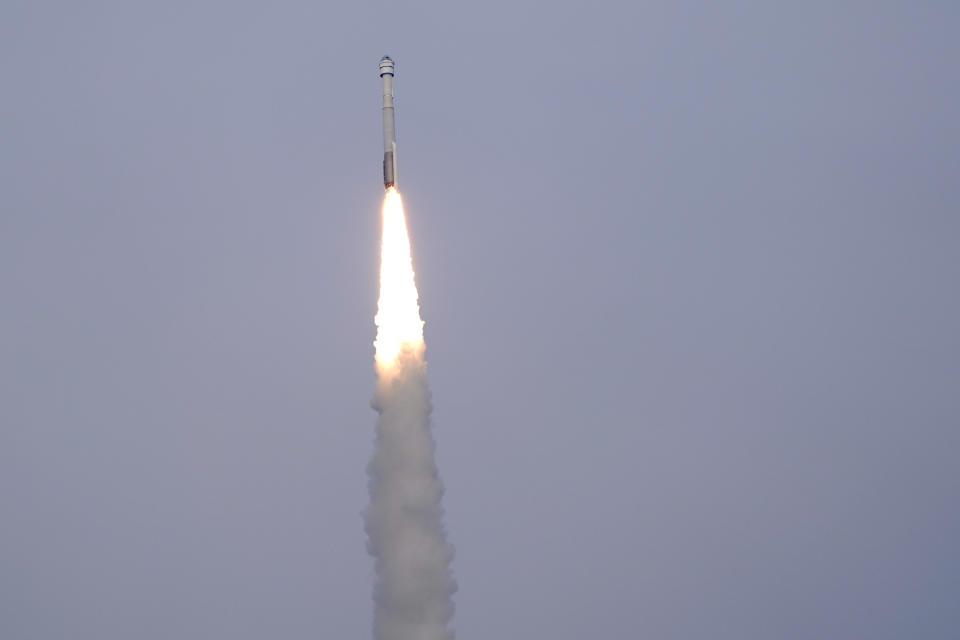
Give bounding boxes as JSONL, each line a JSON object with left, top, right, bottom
{"left": 374, "top": 188, "right": 424, "bottom": 371}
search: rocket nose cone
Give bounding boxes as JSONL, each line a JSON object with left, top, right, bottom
{"left": 379, "top": 56, "right": 395, "bottom": 76}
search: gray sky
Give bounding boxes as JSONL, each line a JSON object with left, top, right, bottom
{"left": 2, "top": 1, "right": 958, "bottom": 638}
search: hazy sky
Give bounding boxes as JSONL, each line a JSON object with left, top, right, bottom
{"left": 2, "top": 2, "right": 958, "bottom": 638}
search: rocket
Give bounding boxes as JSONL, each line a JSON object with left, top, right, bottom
{"left": 379, "top": 56, "right": 398, "bottom": 189}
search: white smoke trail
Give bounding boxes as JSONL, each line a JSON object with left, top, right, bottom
{"left": 365, "top": 189, "right": 456, "bottom": 640}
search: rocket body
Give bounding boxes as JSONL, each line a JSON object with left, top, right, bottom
{"left": 380, "top": 56, "right": 397, "bottom": 189}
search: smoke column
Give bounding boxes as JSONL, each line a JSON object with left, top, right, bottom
{"left": 365, "top": 187, "right": 456, "bottom": 640}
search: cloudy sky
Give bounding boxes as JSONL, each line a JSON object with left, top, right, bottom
{"left": 2, "top": 1, "right": 958, "bottom": 638}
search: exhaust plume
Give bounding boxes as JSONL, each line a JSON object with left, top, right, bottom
{"left": 365, "top": 187, "right": 456, "bottom": 640}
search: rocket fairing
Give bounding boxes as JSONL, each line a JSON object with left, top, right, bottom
{"left": 379, "top": 56, "right": 398, "bottom": 189}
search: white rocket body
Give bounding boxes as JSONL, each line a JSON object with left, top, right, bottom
{"left": 380, "top": 56, "right": 398, "bottom": 189}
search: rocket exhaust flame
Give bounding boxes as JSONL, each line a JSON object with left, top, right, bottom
{"left": 373, "top": 188, "right": 423, "bottom": 371}
{"left": 366, "top": 185, "right": 456, "bottom": 640}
